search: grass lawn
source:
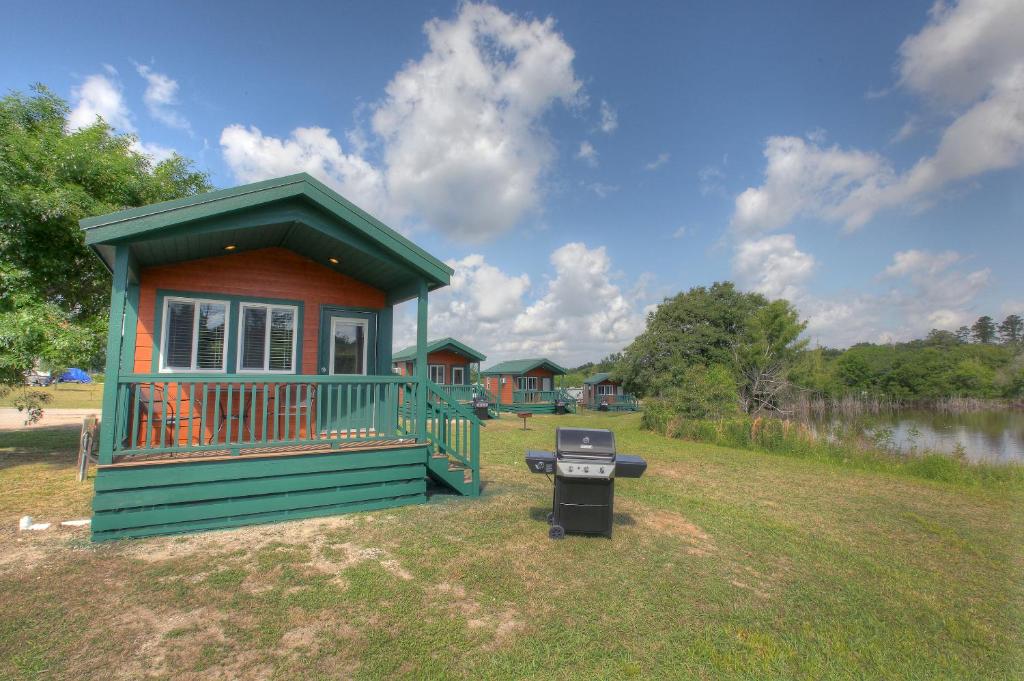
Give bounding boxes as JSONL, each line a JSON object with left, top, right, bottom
{"left": 0, "top": 383, "right": 104, "bottom": 409}
{"left": 0, "top": 412, "right": 1021, "bottom": 679}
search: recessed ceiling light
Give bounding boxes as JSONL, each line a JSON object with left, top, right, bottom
{"left": 224, "top": 244, "right": 237, "bottom": 251}
{"left": 328, "top": 257, "right": 339, "bottom": 264}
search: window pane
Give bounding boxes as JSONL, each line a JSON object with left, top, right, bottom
{"left": 165, "top": 301, "right": 195, "bottom": 369}
{"left": 429, "top": 365, "right": 444, "bottom": 383}
{"left": 241, "top": 306, "right": 267, "bottom": 370}
{"left": 333, "top": 322, "right": 364, "bottom": 374}
{"left": 196, "top": 303, "right": 226, "bottom": 369}
{"left": 269, "top": 308, "right": 294, "bottom": 371}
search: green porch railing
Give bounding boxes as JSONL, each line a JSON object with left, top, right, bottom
{"left": 422, "top": 382, "right": 480, "bottom": 476}
{"left": 111, "top": 374, "right": 420, "bottom": 460}
{"left": 588, "top": 394, "right": 640, "bottom": 410}
{"left": 435, "top": 383, "right": 486, "bottom": 403}
{"left": 512, "top": 389, "right": 561, "bottom": 404}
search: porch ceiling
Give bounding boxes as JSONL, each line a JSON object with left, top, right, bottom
{"left": 82, "top": 174, "right": 452, "bottom": 302}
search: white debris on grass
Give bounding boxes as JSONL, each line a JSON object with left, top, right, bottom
{"left": 28, "top": 523, "right": 51, "bottom": 531}
{"left": 60, "top": 519, "right": 91, "bottom": 527}
{"left": 19, "top": 516, "right": 32, "bottom": 531}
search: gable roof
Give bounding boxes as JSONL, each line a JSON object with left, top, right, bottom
{"left": 80, "top": 173, "right": 452, "bottom": 302}
{"left": 583, "top": 372, "right": 617, "bottom": 385}
{"left": 392, "top": 338, "right": 487, "bottom": 363}
{"left": 481, "top": 358, "right": 567, "bottom": 376}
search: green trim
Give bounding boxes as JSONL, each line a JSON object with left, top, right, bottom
{"left": 151, "top": 289, "right": 305, "bottom": 374}
{"left": 317, "top": 306, "right": 379, "bottom": 376}
{"left": 98, "top": 245, "right": 131, "bottom": 464}
{"left": 80, "top": 173, "right": 452, "bottom": 287}
{"left": 481, "top": 357, "right": 568, "bottom": 376}
{"left": 583, "top": 372, "right": 615, "bottom": 385}
{"left": 392, "top": 337, "right": 487, "bottom": 363}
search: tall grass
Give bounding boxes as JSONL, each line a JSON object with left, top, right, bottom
{"left": 787, "top": 391, "right": 902, "bottom": 418}
{"left": 642, "top": 403, "right": 1023, "bottom": 489}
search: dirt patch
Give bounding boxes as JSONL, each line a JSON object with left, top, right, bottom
{"left": 637, "top": 509, "right": 716, "bottom": 555}
{"left": 435, "top": 581, "right": 524, "bottom": 649}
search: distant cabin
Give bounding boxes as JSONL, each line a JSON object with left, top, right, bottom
{"left": 392, "top": 337, "right": 486, "bottom": 386}
{"left": 583, "top": 373, "right": 639, "bottom": 411}
{"left": 481, "top": 358, "right": 574, "bottom": 414}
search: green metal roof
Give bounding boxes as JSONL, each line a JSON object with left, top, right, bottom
{"left": 583, "top": 372, "right": 616, "bottom": 385}
{"left": 481, "top": 358, "right": 567, "bottom": 376}
{"left": 80, "top": 173, "right": 452, "bottom": 302}
{"left": 392, "top": 338, "right": 487, "bottom": 363}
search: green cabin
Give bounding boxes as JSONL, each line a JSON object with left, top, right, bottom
{"left": 84, "top": 174, "right": 480, "bottom": 541}
{"left": 392, "top": 338, "right": 498, "bottom": 417}
{"left": 481, "top": 358, "right": 575, "bottom": 414}
{"left": 582, "top": 373, "right": 639, "bottom": 411}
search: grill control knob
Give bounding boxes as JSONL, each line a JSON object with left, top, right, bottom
{"left": 600, "top": 467, "right": 605, "bottom": 474}
{"left": 584, "top": 466, "right": 589, "bottom": 473}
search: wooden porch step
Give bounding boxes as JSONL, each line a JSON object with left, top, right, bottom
{"left": 106, "top": 438, "right": 422, "bottom": 468}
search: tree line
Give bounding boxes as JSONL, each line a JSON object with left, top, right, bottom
{"left": 586, "top": 283, "right": 1023, "bottom": 418}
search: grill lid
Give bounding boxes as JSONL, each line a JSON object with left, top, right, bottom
{"left": 556, "top": 427, "right": 616, "bottom": 459}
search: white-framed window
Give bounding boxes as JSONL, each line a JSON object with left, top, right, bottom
{"left": 429, "top": 364, "right": 446, "bottom": 384}
{"left": 238, "top": 303, "right": 298, "bottom": 373}
{"left": 160, "top": 296, "right": 229, "bottom": 373}
{"left": 451, "top": 366, "right": 465, "bottom": 385}
{"left": 517, "top": 376, "right": 538, "bottom": 391}
{"left": 597, "top": 384, "right": 615, "bottom": 396}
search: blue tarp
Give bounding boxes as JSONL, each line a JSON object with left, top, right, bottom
{"left": 58, "top": 368, "right": 92, "bottom": 383}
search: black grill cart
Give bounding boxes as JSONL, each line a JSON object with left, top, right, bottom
{"left": 525, "top": 427, "right": 646, "bottom": 539}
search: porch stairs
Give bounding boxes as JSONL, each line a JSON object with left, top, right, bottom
{"left": 402, "top": 381, "right": 481, "bottom": 497}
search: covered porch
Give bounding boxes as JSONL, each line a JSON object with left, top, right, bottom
{"left": 85, "top": 174, "right": 480, "bottom": 540}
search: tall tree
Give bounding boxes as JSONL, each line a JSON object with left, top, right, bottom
{"left": 0, "top": 85, "right": 211, "bottom": 419}
{"left": 970, "top": 316, "right": 997, "bottom": 344}
{"left": 616, "top": 282, "right": 767, "bottom": 397}
{"left": 955, "top": 325, "right": 972, "bottom": 343}
{"left": 998, "top": 314, "right": 1023, "bottom": 344}
{"left": 733, "top": 299, "right": 807, "bottom": 413}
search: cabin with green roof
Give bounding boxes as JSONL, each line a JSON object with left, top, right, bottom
{"left": 481, "top": 358, "right": 575, "bottom": 414}
{"left": 392, "top": 338, "right": 496, "bottom": 416}
{"left": 583, "top": 373, "right": 639, "bottom": 411}
{"left": 83, "top": 173, "right": 480, "bottom": 541}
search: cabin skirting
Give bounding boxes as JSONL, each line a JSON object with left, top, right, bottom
{"left": 91, "top": 445, "right": 430, "bottom": 541}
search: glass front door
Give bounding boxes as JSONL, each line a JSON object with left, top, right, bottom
{"left": 319, "top": 309, "right": 377, "bottom": 434}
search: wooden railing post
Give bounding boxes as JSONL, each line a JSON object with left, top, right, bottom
{"left": 415, "top": 280, "right": 428, "bottom": 443}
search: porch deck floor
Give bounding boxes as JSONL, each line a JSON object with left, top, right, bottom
{"left": 105, "top": 438, "right": 422, "bottom": 468}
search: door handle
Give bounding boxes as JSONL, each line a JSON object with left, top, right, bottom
{"left": 321, "top": 367, "right": 327, "bottom": 373}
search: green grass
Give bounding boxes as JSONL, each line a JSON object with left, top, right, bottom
{"left": 0, "top": 383, "right": 104, "bottom": 409}
{"left": 0, "top": 412, "right": 1021, "bottom": 679}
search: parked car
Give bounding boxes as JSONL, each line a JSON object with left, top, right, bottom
{"left": 24, "top": 370, "right": 52, "bottom": 387}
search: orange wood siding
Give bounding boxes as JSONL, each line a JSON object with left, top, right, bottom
{"left": 134, "top": 247, "right": 385, "bottom": 374}
{"left": 393, "top": 349, "right": 473, "bottom": 383}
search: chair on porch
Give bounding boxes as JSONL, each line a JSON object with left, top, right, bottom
{"left": 124, "top": 384, "right": 198, "bottom": 449}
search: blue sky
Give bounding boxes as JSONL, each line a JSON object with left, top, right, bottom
{"left": 3, "top": 0, "right": 1022, "bottom": 364}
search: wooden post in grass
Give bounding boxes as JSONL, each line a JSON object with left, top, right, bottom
{"left": 77, "top": 415, "right": 98, "bottom": 482}
{"left": 518, "top": 412, "right": 532, "bottom": 431}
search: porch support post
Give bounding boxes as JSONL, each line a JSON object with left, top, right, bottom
{"left": 97, "top": 245, "right": 132, "bottom": 464}
{"left": 416, "top": 280, "right": 428, "bottom": 442}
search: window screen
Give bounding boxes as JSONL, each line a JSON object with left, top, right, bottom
{"left": 239, "top": 304, "right": 297, "bottom": 372}
{"left": 161, "top": 298, "right": 227, "bottom": 371}
{"left": 429, "top": 365, "right": 445, "bottom": 383}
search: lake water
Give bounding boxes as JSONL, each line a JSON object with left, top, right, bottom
{"left": 810, "top": 409, "right": 1024, "bottom": 464}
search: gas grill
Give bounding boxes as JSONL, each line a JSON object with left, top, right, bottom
{"left": 526, "top": 427, "right": 646, "bottom": 539}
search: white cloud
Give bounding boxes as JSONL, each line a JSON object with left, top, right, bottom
{"left": 394, "top": 243, "right": 647, "bottom": 365}
{"left": 587, "top": 182, "right": 619, "bottom": 198}
{"left": 881, "top": 249, "right": 960, "bottom": 278}
{"left": 371, "top": 3, "right": 583, "bottom": 239}
{"left": 731, "top": 236, "right": 991, "bottom": 347}
{"left": 898, "top": 0, "right": 1024, "bottom": 104}
{"left": 891, "top": 115, "right": 919, "bottom": 143}
{"left": 67, "top": 73, "right": 133, "bottom": 132}
{"left": 219, "top": 124, "right": 390, "bottom": 221}
{"left": 66, "top": 70, "right": 176, "bottom": 163}
{"left": 731, "top": 135, "right": 889, "bottom": 233}
{"left": 697, "top": 163, "right": 727, "bottom": 196}
{"left": 576, "top": 140, "right": 598, "bottom": 166}
{"left": 732, "top": 234, "right": 816, "bottom": 301}
{"left": 599, "top": 100, "right": 618, "bottom": 133}
{"left": 221, "top": 4, "right": 583, "bottom": 241}
{"left": 733, "top": 0, "right": 1024, "bottom": 234}
{"left": 672, "top": 226, "right": 688, "bottom": 239}
{"left": 136, "top": 64, "right": 191, "bottom": 133}
{"left": 644, "top": 152, "right": 670, "bottom": 171}
{"left": 511, "top": 243, "right": 645, "bottom": 358}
